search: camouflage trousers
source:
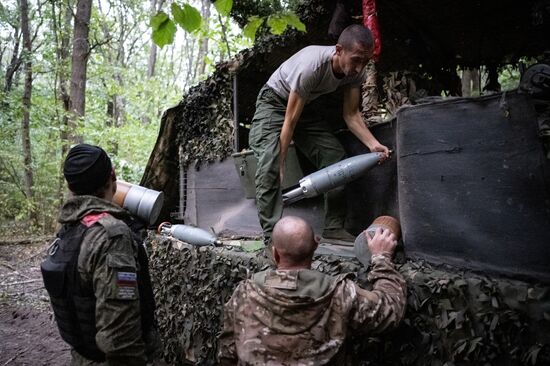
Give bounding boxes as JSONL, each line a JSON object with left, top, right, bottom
{"left": 249, "top": 85, "right": 347, "bottom": 239}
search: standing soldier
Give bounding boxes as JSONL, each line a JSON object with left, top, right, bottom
{"left": 218, "top": 216, "right": 406, "bottom": 365}
{"left": 41, "top": 144, "right": 160, "bottom": 365}
{"left": 249, "top": 24, "right": 390, "bottom": 244}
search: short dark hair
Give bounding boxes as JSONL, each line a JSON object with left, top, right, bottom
{"left": 337, "top": 24, "right": 373, "bottom": 51}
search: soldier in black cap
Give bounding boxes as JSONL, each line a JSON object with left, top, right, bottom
{"left": 41, "top": 144, "right": 160, "bottom": 365}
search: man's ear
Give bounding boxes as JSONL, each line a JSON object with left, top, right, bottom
{"left": 110, "top": 170, "right": 117, "bottom": 195}
{"left": 335, "top": 43, "right": 343, "bottom": 55}
{"left": 313, "top": 235, "right": 320, "bottom": 251}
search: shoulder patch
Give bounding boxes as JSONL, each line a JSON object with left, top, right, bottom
{"left": 97, "top": 215, "right": 129, "bottom": 238}
{"left": 107, "top": 253, "right": 138, "bottom": 300}
{"left": 81, "top": 212, "right": 109, "bottom": 227}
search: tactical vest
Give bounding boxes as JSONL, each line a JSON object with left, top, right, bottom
{"left": 41, "top": 216, "right": 156, "bottom": 362}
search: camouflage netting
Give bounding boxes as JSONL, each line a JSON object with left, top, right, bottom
{"left": 147, "top": 234, "right": 550, "bottom": 366}
{"left": 174, "top": 68, "right": 235, "bottom": 167}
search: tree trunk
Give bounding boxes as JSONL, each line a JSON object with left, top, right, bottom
{"left": 1, "top": 25, "right": 21, "bottom": 125}
{"left": 3, "top": 29, "right": 21, "bottom": 94}
{"left": 483, "top": 65, "right": 501, "bottom": 93}
{"left": 0, "top": 45, "right": 5, "bottom": 69}
{"left": 113, "top": 4, "right": 127, "bottom": 127}
{"left": 53, "top": 0, "right": 73, "bottom": 204}
{"left": 196, "top": 0, "right": 210, "bottom": 77}
{"left": 147, "top": 0, "right": 165, "bottom": 78}
{"left": 97, "top": 0, "right": 126, "bottom": 129}
{"left": 147, "top": 0, "right": 158, "bottom": 78}
{"left": 20, "top": 0, "right": 36, "bottom": 223}
{"left": 461, "top": 68, "right": 472, "bottom": 97}
{"left": 470, "top": 68, "right": 480, "bottom": 95}
{"left": 183, "top": 33, "right": 196, "bottom": 90}
{"left": 68, "top": 0, "right": 92, "bottom": 143}
{"left": 147, "top": 43, "right": 157, "bottom": 78}
{"left": 462, "top": 68, "right": 480, "bottom": 97}
{"left": 59, "top": 0, "right": 73, "bottom": 132}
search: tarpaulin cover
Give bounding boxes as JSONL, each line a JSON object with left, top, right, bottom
{"left": 397, "top": 92, "right": 550, "bottom": 281}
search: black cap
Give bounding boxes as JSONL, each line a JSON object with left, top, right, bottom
{"left": 63, "top": 144, "right": 112, "bottom": 195}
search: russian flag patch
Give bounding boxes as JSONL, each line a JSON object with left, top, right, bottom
{"left": 116, "top": 271, "right": 137, "bottom": 300}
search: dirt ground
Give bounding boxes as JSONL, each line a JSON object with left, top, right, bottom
{"left": 0, "top": 237, "right": 71, "bottom": 365}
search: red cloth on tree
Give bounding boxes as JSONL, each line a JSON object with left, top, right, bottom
{"left": 363, "top": 0, "right": 381, "bottom": 61}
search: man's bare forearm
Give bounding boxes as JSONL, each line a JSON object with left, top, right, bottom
{"left": 342, "top": 86, "right": 389, "bottom": 157}
{"left": 279, "top": 90, "right": 305, "bottom": 166}
{"left": 344, "top": 111, "right": 379, "bottom": 150}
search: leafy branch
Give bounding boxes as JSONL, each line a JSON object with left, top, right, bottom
{"left": 149, "top": 0, "right": 306, "bottom": 49}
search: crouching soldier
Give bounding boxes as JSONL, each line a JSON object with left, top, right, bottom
{"left": 41, "top": 144, "right": 160, "bottom": 365}
{"left": 218, "top": 216, "right": 406, "bottom": 365}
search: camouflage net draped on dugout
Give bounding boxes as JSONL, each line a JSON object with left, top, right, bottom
{"left": 147, "top": 234, "right": 550, "bottom": 366}
{"left": 175, "top": 68, "right": 235, "bottom": 168}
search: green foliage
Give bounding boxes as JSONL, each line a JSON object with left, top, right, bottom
{"left": 0, "top": 0, "right": 204, "bottom": 233}
{"left": 496, "top": 58, "right": 538, "bottom": 92}
{"left": 499, "top": 65, "right": 522, "bottom": 91}
{"left": 171, "top": 2, "right": 201, "bottom": 33}
{"left": 214, "top": 0, "right": 233, "bottom": 17}
{"left": 77, "top": 118, "right": 160, "bottom": 183}
{"left": 243, "top": 16, "right": 263, "bottom": 40}
{"left": 0, "top": 80, "right": 65, "bottom": 233}
{"left": 242, "top": 12, "right": 306, "bottom": 40}
{"left": 230, "top": 0, "right": 286, "bottom": 27}
{"left": 266, "top": 12, "right": 302, "bottom": 35}
{"left": 151, "top": 0, "right": 305, "bottom": 47}
{"left": 151, "top": 11, "right": 176, "bottom": 48}
{"left": 265, "top": 15, "right": 286, "bottom": 35}
{"left": 281, "top": 11, "right": 306, "bottom": 32}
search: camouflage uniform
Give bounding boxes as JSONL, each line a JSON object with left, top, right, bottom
{"left": 57, "top": 196, "right": 148, "bottom": 366}
{"left": 218, "top": 254, "right": 406, "bottom": 365}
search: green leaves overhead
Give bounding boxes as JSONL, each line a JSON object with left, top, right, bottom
{"left": 244, "top": 13, "right": 306, "bottom": 40}
{"left": 150, "top": 11, "right": 176, "bottom": 48}
{"left": 151, "top": 3, "right": 201, "bottom": 47}
{"left": 266, "top": 15, "right": 286, "bottom": 35}
{"left": 243, "top": 16, "right": 263, "bottom": 41}
{"left": 267, "top": 12, "right": 306, "bottom": 35}
{"left": 150, "top": 1, "right": 305, "bottom": 46}
{"left": 171, "top": 3, "right": 201, "bottom": 33}
{"left": 214, "top": 0, "right": 233, "bottom": 17}
{"left": 283, "top": 12, "right": 306, "bottom": 32}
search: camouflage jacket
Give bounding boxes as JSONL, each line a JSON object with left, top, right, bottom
{"left": 58, "top": 196, "right": 147, "bottom": 366}
{"left": 218, "top": 254, "right": 407, "bottom": 365}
